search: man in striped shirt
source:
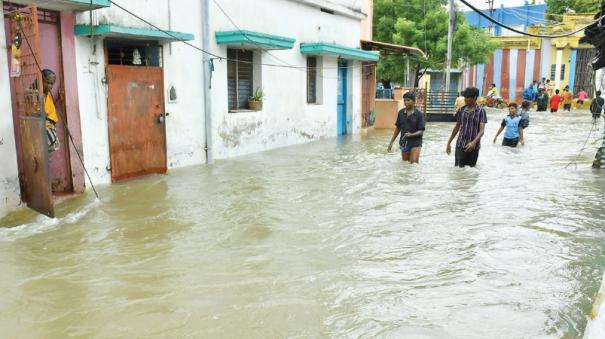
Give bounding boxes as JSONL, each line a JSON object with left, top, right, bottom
{"left": 446, "top": 87, "right": 487, "bottom": 168}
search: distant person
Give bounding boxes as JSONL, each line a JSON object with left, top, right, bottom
{"left": 487, "top": 83, "right": 499, "bottom": 99}
{"left": 519, "top": 100, "right": 530, "bottom": 129}
{"left": 446, "top": 87, "right": 487, "bottom": 168}
{"left": 387, "top": 91, "right": 426, "bottom": 163}
{"left": 536, "top": 88, "right": 549, "bottom": 111}
{"left": 493, "top": 102, "right": 525, "bottom": 148}
{"left": 522, "top": 83, "right": 534, "bottom": 101}
{"left": 531, "top": 80, "right": 538, "bottom": 101}
{"left": 562, "top": 86, "right": 573, "bottom": 111}
{"left": 577, "top": 87, "right": 587, "bottom": 107}
{"left": 538, "top": 77, "right": 546, "bottom": 91}
{"left": 546, "top": 79, "right": 554, "bottom": 96}
{"left": 550, "top": 89, "right": 561, "bottom": 113}
{"left": 590, "top": 90, "right": 604, "bottom": 123}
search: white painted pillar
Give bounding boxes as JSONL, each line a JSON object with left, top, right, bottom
{"left": 555, "top": 48, "right": 563, "bottom": 90}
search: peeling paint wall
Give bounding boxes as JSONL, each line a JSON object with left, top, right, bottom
{"left": 0, "top": 15, "right": 22, "bottom": 219}
{"left": 211, "top": 0, "right": 364, "bottom": 159}
{"left": 74, "top": 0, "right": 206, "bottom": 185}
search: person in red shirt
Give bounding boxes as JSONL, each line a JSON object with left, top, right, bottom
{"left": 550, "top": 89, "right": 561, "bottom": 112}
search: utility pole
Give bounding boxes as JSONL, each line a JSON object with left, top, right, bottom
{"left": 202, "top": 0, "right": 213, "bottom": 164}
{"left": 445, "top": 0, "right": 454, "bottom": 93}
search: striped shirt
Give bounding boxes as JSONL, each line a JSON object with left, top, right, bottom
{"left": 455, "top": 105, "right": 487, "bottom": 150}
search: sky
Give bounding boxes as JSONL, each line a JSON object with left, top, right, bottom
{"left": 460, "top": 0, "right": 545, "bottom": 10}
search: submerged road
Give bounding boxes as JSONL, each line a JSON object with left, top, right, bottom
{"left": 1, "top": 110, "right": 604, "bottom": 338}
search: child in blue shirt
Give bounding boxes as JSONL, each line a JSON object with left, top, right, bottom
{"left": 493, "top": 102, "right": 525, "bottom": 148}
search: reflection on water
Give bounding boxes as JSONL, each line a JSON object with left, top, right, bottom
{"left": 1, "top": 111, "right": 604, "bottom": 338}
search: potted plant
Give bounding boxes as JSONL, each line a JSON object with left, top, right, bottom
{"left": 248, "top": 87, "right": 264, "bottom": 111}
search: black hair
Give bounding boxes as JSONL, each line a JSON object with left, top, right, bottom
{"left": 403, "top": 91, "right": 416, "bottom": 101}
{"left": 491, "top": 83, "right": 496, "bottom": 87}
{"left": 521, "top": 100, "right": 530, "bottom": 109}
{"left": 555, "top": 89, "right": 560, "bottom": 94}
{"left": 462, "top": 87, "right": 479, "bottom": 98}
{"left": 42, "top": 69, "right": 56, "bottom": 82}
{"left": 597, "top": 91, "right": 602, "bottom": 96}
{"left": 508, "top": 102, "right": 518, "bottom": 108}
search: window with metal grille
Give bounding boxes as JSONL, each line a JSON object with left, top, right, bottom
{"left": 106, "top": 41, "right": 162, "bottom": 67}
{"left": 227, "top": 49, "right": 254, "bottom": 111}
{"left": 560, "top": 64, "right": 565, "bottom": 81}
{"left": 307, "top": 57, "right": 317, "bottom": 103}
{"left": 550, "top": 64, "right": 556, "bottom": 80}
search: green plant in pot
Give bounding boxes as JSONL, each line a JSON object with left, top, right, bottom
{"left": 248, "top": 87, "right": 264, "bottom": 111}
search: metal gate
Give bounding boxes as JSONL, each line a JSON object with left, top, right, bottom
{"left": 574, "top": 48, "right": 597, "bottom": 97}
{"left": 8, "top": 6, "right": 54, "bottom": 217}
{"left": 106, "top": 65, "right": 167, "bottom": 182}
{"left": 425, "top": 91, "right": 458, "bottom": 122}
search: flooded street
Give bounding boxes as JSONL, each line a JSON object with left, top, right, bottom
{"left": 1, "top": 110, "right": 605, "bottom": 338}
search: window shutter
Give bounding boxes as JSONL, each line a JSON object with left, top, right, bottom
{"left": 307, "top": 57, "right": 317, "bottom": 103}
{"left": 227, "top": 49, "right": 237, "bottom": 110}
{"left": 237, "top": 50, "right": 253, "bottom": 109}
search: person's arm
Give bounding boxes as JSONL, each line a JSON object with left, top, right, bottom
{"left": 387, "top": 127, "right": 401, "bottom": 152}
{"left": 519, "top": 127, "right": 524, "bottom": 145}
{"left": 465, "top": 122, "right": 485, "bottom": 151}
{"left": 446, "top": 121, "right": 460, "bottom": 155}
{"left": 493, "top": 125, "right": 504, "bottom": 144}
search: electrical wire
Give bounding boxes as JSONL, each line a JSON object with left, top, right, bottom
{"left": 458, "top": 0, "right": 605, "bottom": 38}
{"left": 565, "top": 119, "right": 599, "bottom": 169}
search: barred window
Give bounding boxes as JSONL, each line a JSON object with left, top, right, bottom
{"left": 227, "top": 49, "right": 254, "bottom": 111}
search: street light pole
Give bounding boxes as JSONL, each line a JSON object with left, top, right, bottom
{"left": 445, "top": 0, "right": 454, "bottom": 93}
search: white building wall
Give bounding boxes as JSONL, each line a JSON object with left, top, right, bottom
{"left": 209, "top": 0, "right": 364, "bottom": 159}
{"left": 74, "top": 0, "right": 206, "bottom": 185}
{"left": 0, "top": 15, "right": 21, "bottom": 217}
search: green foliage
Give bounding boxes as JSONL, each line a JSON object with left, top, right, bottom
{"left": 250, "top": 87, "right": 264, "bottom": 102}
{"left": 546, "top": 0, "right": 602, "bottom": 21}
{"left": 373, "top": 0, "right": 496, "bottom": 85}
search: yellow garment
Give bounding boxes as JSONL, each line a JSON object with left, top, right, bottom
{"left": 45, "top": 93, "right": 57, "bottom": 126}
{"left": 488, "top": 87, "right": 499, "bottom": 97}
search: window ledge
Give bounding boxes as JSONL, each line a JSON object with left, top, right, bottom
{"left": 307, "top": 102, "right": 323, "bottom": 105}
{"left": 229, "top": 109, "right": 262, "bottom": 113}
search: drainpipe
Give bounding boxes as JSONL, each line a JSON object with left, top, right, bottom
{"left": 202, "top": 0, "right": 213, "bottom": 164}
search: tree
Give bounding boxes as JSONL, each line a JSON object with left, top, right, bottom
{"left": 373, "top": 0, "right": 497, "bottom": 87}
{"left": 546, "top": 0, "right": 602, "bottom": 21}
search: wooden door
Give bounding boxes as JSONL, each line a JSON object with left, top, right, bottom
{"left": 7, "top": 6, "right": 54, "bottom": 217}
{"left": 106, "top": 65, "right": 167, "bottom": 182}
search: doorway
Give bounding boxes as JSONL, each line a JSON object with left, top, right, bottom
{"left": 337, "top": 60, "right": 348, "bottom": 135}
{"left": 105, "top": 41, "right": 167, "bottom": 182}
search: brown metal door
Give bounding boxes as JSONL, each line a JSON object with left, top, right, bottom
{"left": 8, "top": 6, "right": 54, "bottom": 217}
{"left": 106, "top": 65, "right": 167, "bottom": 182}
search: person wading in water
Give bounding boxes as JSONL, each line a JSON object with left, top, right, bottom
{"left": 446, "top": 87, "right": 487, "bottom": 168}
{"left": 387, "top": 91, "right": 426, "bottom": 163}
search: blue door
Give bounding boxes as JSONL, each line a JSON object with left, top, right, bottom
{"left": 337, "top": 60, "right": 348, "bottom": 135}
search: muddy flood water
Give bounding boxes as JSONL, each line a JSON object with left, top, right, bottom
{"left": 1, "top": 110, "right": 605, "bottom": 338}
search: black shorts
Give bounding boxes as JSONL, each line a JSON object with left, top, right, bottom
{"left": 564, "top": 104, "right": 572, "bottom": 111}
{"left": 551, "top": 108, "right": 558, "bottom": 112}
{"left": 578, "top": 100, "right": 584, "bottom": 105}
{"left": 455, "top": 148, "right": 479, "bottom": 167}
{"left": 502, "top": 137, "right": 519, "bottom": 147}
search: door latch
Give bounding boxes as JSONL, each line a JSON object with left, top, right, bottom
{"left": 156, "top": 112, "right": 170, "bottom": 124}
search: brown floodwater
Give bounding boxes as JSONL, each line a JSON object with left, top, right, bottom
{"left": 1, "top": 110, "right": 604, "bottom": 338}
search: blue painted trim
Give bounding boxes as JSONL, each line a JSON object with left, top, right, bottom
{"left": 493, "top": 49, "right": 503, "bottom": 90}
{"left": 509, "top": 49, "right": 518, "bottom": 100}
{"left": 69, "top": 0, "right": 110, "bottom": 6}
{"left": 300, "top": 42, "right": 379, "bottom": 62}
{"left": 215, "top": 30, "right": 295, "bottom": 50}
{"left": 477, "top": 64, "right": 485, "bottom": 95}
{"left": 569, "top": 49, "right": 577, "bottom": 91}
{"left": 74, "top": 25, "right": 194, "bottom": 41}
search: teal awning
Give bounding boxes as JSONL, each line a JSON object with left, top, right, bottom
{"left": 300, "top": 43, "right": 379, "bottom": 62}
{"left": 74, "top": 25, "right": 194, "bottom": 42}
{"left": 215, "top": 30, "right": 295, "bottom": 50}
{"left": 8, "top": 0, "right": 109, "bottom": 11}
